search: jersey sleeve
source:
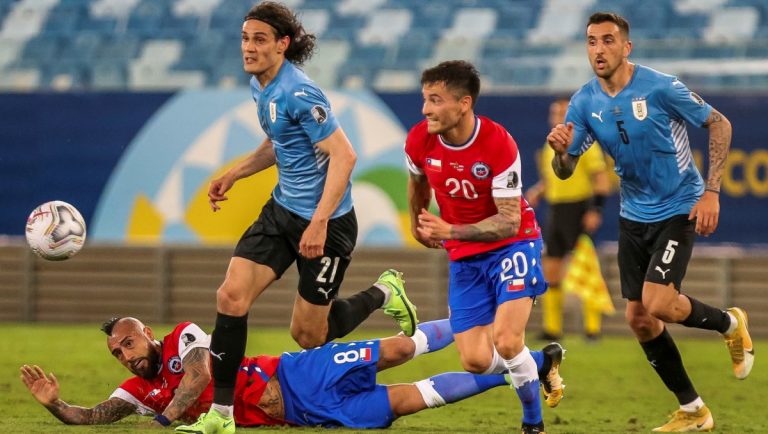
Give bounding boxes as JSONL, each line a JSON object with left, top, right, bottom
{"left": 658, "top": 77, "right": 712, "bottom": 127}
{"left": 175, "top": 323, "right": 210, "bottom": 361}
{"left": 404, "top": 129, "right": 424, "bottom": 175}
{"left": 565, "top": 97, "right": 597, "bottom": 157}
{"left": 287, "top": 84, "right": 340, "bottom": 144}
{"left": 109, "top": 379, "right": 156, "bottom": 416}
{"left": 491, "top": 133, "right": 523, "bottom": 198}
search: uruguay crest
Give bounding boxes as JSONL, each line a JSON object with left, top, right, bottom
{"left": 632, "top": 98, "right": 647, "bottom": 121}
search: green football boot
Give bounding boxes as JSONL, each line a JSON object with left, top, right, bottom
{"left": 378, "top": 269, "right": 419, "bottom": 336}
{"left": 175, "top": 409, "right": 235, "bottom": 434}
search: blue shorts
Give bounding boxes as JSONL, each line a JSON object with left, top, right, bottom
{"left": 277, "top": 340, "right": 394, "bottom": 428}
{"left": 449, "top": 238, "right": 548, "bottom": 333}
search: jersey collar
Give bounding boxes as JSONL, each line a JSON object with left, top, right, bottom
{"left": 439, "top": 116, "right": 481, "bottom": 151}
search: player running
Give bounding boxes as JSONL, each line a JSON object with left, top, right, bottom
{"left": 547, "top": 12, "right": 753, "bottom": 432}
{"left": 405, "top": 60, "right": 559, "bottom": 434}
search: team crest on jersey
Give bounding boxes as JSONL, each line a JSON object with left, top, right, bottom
{"left": 168, "top": 356, "right": 183, "bottom": 374}
{"left": 269, "top": 100, "right": 277, "bottom": 123}
{"left": 471, "top": 162, "right": 491, "bottom": 180}
{"left": 632, "top": 98, "right": 647, "bottom": 121}
{"left": 690, "top": 92, "right": 705, "bottom": 106}
{"left": 311, "top": 105, "right": 328, "bottom": 124}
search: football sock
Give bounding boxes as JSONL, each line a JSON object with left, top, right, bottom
{"left": 210, "top": 404, "right": 233, "bottom": 418}
{"left": 640, "top": 327, "right": 699, "bottom": 405}
{"left": 680, "top": 295, "right": 731, "bottom": 333}
{"left": 325, "top": 286, "right": 384, "bottom": 342}
{"left": 724, "top": 311, "right": 738, "bottom": 335}
{"left": 483, "top": 346, "right": 545, "bottom": 375}
{"left": 680, "top": 397, "right": 705, "bottom": 413}
{"left": 410, "top": 319, "right": 454, "bottom": 357}
{"left": 414, "top": 372, "right": 509, "bottom": 408}
{"left": 210, "top": 312, "right": 248, "bottom": 406}
{"left": 503, "top": 347, "right": 543, "bottom": 425}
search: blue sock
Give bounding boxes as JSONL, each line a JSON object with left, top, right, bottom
{"left": 530, "top": 350, "right": 544, "bottom": 372}
{"left": 429, "top": 372, "right": 509, "bottom": 403}
{"left": 417, "top": 319, "right": 454, "bottom": 353}
{"left": 515, "top": 379, "right": 542, "bottom": 425}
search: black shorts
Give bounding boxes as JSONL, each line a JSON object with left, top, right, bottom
{"left": 618, "top": 214, "right": 695, "bottom": 300}
{"left": 233, "top": 198, "right": 358, "bottom": 306}
{"left": 543, "top": 200, "right": 590, "bottom": 258}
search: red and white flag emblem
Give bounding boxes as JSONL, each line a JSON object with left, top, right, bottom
{"left": 507, "top": 278, "right": 525, "bottom": 292}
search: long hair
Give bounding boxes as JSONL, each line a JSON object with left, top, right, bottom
{"left": 421, "top": 60, "right": 481, "bottom": 108}
{"left": 244, "top": 1, "right": 317, "bottom": 66}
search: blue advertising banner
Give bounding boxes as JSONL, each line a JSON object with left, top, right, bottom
{"left": 1, "top": 91, "right": 764, "bottom": 246}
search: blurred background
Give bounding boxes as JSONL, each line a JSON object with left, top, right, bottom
{"left": 0, "top": 0, "right": 765, "bottom": 337}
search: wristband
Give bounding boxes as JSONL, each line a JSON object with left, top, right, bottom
{"left": 589, "top": 194, "right": 607, "bottom": 212}
{"left": 154, "top": 414, "right": 172, "bottom": 426}
{"left": 705, "top": 188, "right": 720, "bottom": 194}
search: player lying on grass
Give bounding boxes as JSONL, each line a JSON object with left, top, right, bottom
{"left": 20, "top": 317, "right": 565, "bottom": 430}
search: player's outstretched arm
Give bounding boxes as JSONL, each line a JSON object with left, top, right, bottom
{"left": 208, "top": 137, "right": 275, "bottom": 211}
{"left": 20, "top": 364, "right": 135, "bottom": 424}
{"left": 161, "top": 347, "right": 211, "bottom": 423}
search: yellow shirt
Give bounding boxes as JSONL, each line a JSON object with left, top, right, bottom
{"left": 539, "top": 142, "right": 607, "bottom": 203}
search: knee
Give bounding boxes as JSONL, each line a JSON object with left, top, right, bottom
{"left": 290, "top": 324, "right": 326, "bottom": 349}
{"left": 626, "top": 310, "right": 658, "bottom": 339}
{"left": 459, "top": 353, "right": 492, "bottom": 374}
{"left": 644, "top": 301, "right": 675, "bottom": 323}
{"left": 494, "top": 332, "right": 525, "bottom": 360}
{"left": 216, "top": 285, "right": 250, "bottom": 316}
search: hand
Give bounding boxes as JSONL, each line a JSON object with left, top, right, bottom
{"left": 524, "top": 188, "right": 541, "bottom": 208}
{"left": 299, "top": 219, "right": 328, "bottom": 259}
{"left": 582, "top": 209, "right": 603, "bottom": 234}
{"left": 416, "top": 209, "right": 451, "bottom": 247}
{"left": 20, "top": 364, "right": 60, "bottom": 406}
{"left": 689, "top": 190, "right": 720, "bottom": 236}
{"left": 547, "top": 122, "right": 574, "bottom": 154}
{"left": 208, "top": 174, "right": 236, "bottom": 211}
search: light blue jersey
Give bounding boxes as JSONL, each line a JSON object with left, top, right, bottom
{"left": 250, "top": 61, "right": 353, "bottom": 220}
{"left": 566, "top": 65, "right": 712, "bottom": 223}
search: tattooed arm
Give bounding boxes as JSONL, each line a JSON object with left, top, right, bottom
{"left": 417, "top": 196, "right": 521, "bottom": 243}
{"left": 701, "top": 108, "right": 732, "bottom": 193}
{"left": 20, "top": 364, "right": 136, "bottom": 424}
{"left": 690, "top": 108, "right": 732, "bottom": 236}
{"left": 258, "top": 376, "right": 285, "bottom": 420}
{"left": 450, "top": 196, "right": 521, "bottom": 242}
{"left": 161, "top": 347, "right": 212, "bottom": 422}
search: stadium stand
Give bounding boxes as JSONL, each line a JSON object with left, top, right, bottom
{"left": 0, "top": 0, "right": 766, "bottom": 90}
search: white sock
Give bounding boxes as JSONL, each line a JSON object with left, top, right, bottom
{"left": 374, "top": 283, "right": 392, "bottom": 305}
{"left": 410, "top": 328, "right": 429, "bottom": 358}
{"left": 724, "top": 311, "right": 738, "bottom": 335}
{"left": 502, "top": 346, "right": 538, "bottom": 388}
{"left": 211, "top": 403, "right": 233, "bottom": 417}
{"left": 482, "top": 347, "right": 507, "bottom": 375}
{"left": 680, "top": 397, "right": 705, "bottom": 413}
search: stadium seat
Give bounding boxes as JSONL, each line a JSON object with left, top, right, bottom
{"left": 358, "top": 8, "right": 412, "bottom": 46}
{"left": 704, "top": 6, "right": 759, "bottom": 42}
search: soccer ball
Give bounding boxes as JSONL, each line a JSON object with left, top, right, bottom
{"left": 25, "top": 200, "right": 87, "bottom": 261}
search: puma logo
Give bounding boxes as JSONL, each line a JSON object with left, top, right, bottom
{"left": 210, "top": 350, "right": 225, "bottom": 361}
{"left": 591, "top": 111, "right": 603, "bottom": 122}
{"left": 655, "top": 266, "right": 670, "bottom": 279}
{"left": 317, "top": 287, "right": 333, "bottom": 299}
{"left": 293, "top": 89, "right": 308, "bottom": 97}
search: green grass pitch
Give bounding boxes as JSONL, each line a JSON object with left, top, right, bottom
{"left": 3, "top": 323, "right": 765, "bottom": 433}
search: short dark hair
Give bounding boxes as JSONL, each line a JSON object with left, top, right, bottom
{"left": 244, "top": 1, "right": 316, "bottom": 66}
{"left": 587, "top": 12, "right": 630, "bottom": 39}
{"left": 101, "top": 317, "right": 123, "bottom": 336}
{"left": 420, "top": 60, "right": 481, "bottom": 108}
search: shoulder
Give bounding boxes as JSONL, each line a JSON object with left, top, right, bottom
{"left": 634, "top": 64, "right": 679, "bottom": 93}
{"left": 478, "top": 116, "right": 516, "bottom": 147}
{"left": 405, "top": 120, "right": 431, "bottom": 150}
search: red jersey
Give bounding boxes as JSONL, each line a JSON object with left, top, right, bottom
{"left": 110, "top": 322, "right": 284, "bottom": 427}
{"left": 405, "top": 116, "right": 540, "bottom": 260}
